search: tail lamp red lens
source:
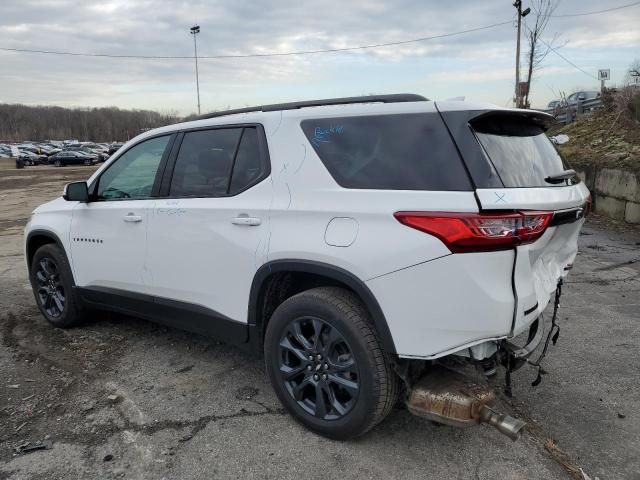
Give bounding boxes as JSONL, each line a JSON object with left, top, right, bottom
{"left": 394, "top": 211, "right": 553, "bottom": 253}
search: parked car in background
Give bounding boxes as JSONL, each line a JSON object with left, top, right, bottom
{"left": 547, "top": 100, "right": 561, "bottom": 109}
{"left": 17, "top": 149, "right": 47, "bottom": 165}
{"left": 49, "top": 151, "right": 97, "bottom": 166}
{"left": 566, "top": 91, "right": 600, "bottom": 105}
{"left": 108, "top": 143, "right": 124, "bottom": 155}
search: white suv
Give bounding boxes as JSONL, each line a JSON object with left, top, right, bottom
{"left": 25, "top": 94, "right": 590, "bottom": 439}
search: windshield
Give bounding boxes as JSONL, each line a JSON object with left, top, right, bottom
{"left": 472, "top": 116, "right": 576, "bottom": 188}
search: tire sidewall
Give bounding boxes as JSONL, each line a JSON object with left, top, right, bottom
{"left": 29, "top": 244, "right": 78, "bottom": 328}
{"left": 265, "top": 291, "right": 380, "bottom": 439}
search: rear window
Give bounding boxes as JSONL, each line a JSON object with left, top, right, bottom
{"left": 472, "top": 116, "right": 574, "bottom": 188}
{"left": 301, "top": 114, "right": 471, "bottom": 191}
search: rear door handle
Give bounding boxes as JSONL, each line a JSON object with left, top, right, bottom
{"left": 123, "top": 213, "right": 142, "bottom": 223}
{"left": 231, "top": 216, "right": 261, "bottom": 226}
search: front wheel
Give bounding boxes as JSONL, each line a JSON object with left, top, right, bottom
{"left": 264, "top": 287, "right": 399, "bottom": 439}
{"left": 29, "top": 244, "right": 83, "bottom": 328}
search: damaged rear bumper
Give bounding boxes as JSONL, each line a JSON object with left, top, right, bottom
{"left": 505, "top": 316, "right": 545, "bottom": 360}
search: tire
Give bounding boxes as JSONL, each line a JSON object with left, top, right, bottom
{"left": 29, "top": 244, "right": 84, "bottom": 328}
{"left": 264, "top": 287, "right": 399, "bottom": 439}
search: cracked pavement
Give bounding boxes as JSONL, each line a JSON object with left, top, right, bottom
{"left": 1, "top": 166, "right": 639, "bottom": 479}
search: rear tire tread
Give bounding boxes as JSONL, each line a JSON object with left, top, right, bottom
{"left": 271, "top": 286, "right": 399, "bottom": 437}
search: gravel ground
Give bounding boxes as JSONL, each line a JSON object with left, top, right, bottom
{"left": 1, "top": 166, "right": 639, "bottom": 480}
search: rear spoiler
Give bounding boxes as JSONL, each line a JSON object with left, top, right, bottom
{"left": 469, "top": 109, "right": 555, "bottom": 132}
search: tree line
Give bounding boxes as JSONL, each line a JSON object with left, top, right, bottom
{"left": 0, "top": 104, "right": 182, "bottom": 142}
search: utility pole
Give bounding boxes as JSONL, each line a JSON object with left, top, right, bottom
{"left": 190, "top": 25, "right": 201, "bottom": 115}
{"left": 514, "top": 1, "right": 522, "bottom": 108}
{"left": 513, "top": 1, "right": 530, "bottom": 108}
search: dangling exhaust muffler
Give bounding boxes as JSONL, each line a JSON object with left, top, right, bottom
{"left": 406, "top": 366, "right": 526, "bottom": 441}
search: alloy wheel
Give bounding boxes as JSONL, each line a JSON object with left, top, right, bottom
{"left": 35, "top": 257, "right": 65, "bottom": 318}
{"left": 279, "top": 316, "right": 359, "bottom": 420}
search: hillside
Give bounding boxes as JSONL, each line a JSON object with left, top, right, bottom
{"left": 552, "top": 93, "right": 640, "bottom": 177}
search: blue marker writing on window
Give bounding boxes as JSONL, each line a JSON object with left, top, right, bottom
{"left": 312, "top": 125, "right": 344, "bottom": 146}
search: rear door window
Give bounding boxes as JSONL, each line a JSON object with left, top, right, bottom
{"left": 168, "top": 126, "right": 269, "bottom": 197}
{"left": 228, "top": 127, "right": 268, "bottom": 195}
{"left": 301, "top": 114, "right": 471, "bottom": 191}
{"left": 471, "top": 115, "right": 574, "bottom": 188}
{"left": 169, "top": 128, "right": 242, "bottom": 197}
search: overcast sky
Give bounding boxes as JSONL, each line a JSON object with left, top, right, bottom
{"left": 1, "top": 0, "right": 638, "bottom": 115}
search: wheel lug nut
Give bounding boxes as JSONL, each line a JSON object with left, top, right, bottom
{"left": 322, "top": 374, "right": 327, "bottom": 380}
{"left": 316, "top": 354, "right": 322, "bottom": 360}
{"left": 307, "top": 365, "right": 312, "bottom": 371}
{"left": 313, "top": 374, "right": 319, "bottom": 381}
{"left": 324, "top": 363, "right": 329, "bottom": 370}
{"left": 308, "top": 355, "right": 313, "bottom": 361}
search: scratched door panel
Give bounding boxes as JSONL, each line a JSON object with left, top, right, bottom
{"left": 145, "top": 179, "right": 272, "bottom": 323}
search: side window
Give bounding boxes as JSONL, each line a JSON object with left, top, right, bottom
{"left": 229, "top": 127, "right": 266, "bottom": 194}
{"left": 169, "top": 128, "right": 242, "bottom": 197}
{"left": 96, "top": 135, "right": 171, "bottom": 200}
{"left": 301, "top": 114, "right": 471, "bottom": 191}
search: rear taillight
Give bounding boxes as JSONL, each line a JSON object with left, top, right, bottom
{"left": 394, "top": 211, "right": 553, "bottom": 253}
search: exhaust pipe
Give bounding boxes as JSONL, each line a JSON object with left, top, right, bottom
{"left": 479, "top": 405, "right": 526, "bottom": 441}
{"left": 406, "top": 366, "right": 527, "bottom": 441}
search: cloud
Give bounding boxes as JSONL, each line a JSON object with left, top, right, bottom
{"left": 0, "top": 0, "right": 638, "bottom": 113}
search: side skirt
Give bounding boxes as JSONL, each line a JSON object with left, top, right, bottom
{"left": 76, "top": 286, "right": 249, "bottom": 345}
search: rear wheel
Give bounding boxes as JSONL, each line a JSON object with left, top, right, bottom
{"left": 29, "top": 244, "right": 83, "bottom": 328}
{"left": 264, "top": 287, "right": 399, "bottom": 439}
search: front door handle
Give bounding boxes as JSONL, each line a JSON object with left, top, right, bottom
{"left": 123, "top": 213, "right": 142, "bottom": 223}
{"left": 231, "top": 216, "right": 261, "bottom": 226}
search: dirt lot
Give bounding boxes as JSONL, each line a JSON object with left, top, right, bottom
{"left": 1, "top": 166, "right": 639, "bottom": 480}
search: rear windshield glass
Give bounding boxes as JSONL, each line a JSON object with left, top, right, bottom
{"left": 472, "top": 116, "right": 574, "bottom": 188}
{"left": 300, "top": 114, "right": 471, "bottom": 191}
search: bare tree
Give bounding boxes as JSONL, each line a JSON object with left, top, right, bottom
{"left": 521, "top": 0, "right": 560, "bottom": 108}
{"left": 0, "top": 104, "right": 180, "bottom": 142}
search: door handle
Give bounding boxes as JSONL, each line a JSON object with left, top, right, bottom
{"left": 231, "top": 215, "right": 261, "bottom": 226}
{"left": 123, "top": 213, "right": 142, "bottom": 223}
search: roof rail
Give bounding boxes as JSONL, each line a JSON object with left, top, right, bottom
{"left": 198, "top": 93, "right": 429, "bottom": 120}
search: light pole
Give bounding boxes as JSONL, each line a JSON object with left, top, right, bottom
{"left": 190, "top": 25, "right": 201, "bottom": 115}
{"left": 513, "top": 1, "right": 530, "bottom": 108}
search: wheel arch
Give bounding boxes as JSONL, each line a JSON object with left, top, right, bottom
{"left": 26, "top": 229, "right": 67, "bottom": 270}
{"left": 248, "top": 260, "right": 397, "bottom": 354}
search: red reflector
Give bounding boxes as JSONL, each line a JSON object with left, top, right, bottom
{"left": 394, "top": 211, "right": 553, "bottom": 253}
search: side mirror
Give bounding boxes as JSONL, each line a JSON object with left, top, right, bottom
{"left": 63, "top": 181, "right": 89, "bottom": 202}
{"left": 577, "top": 95, "right": 585, "bottom": 101}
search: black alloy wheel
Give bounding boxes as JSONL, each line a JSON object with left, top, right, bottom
{"left": 265, "top": 287, "right": 399, "bottom": 439}
{"left": 279, "top": 316, "right": 359, "bottom": 420}
{"left": 34, "top": 257, "right": 65, "bottom": 318}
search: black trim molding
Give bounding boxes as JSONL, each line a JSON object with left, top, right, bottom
{"left": 76, "top": 286, "right": 248, "bottom": 344}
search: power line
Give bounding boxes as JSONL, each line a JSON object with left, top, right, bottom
{"left": 0, "top": 0, "right": 637, "bottom": 61}
{"left": 522, "top": 21, "right": 599, "bottom": 81}
{"left": 552, "top": 0, "right": 640, "bottom": 18}
{"left": 542, "top": 39, "right": 599, "bottom": 80}
{"left": 0, "top": 21, "right": 514, "bottom": 59}
{"left": 0, "top": 22, "right": 514, "bottom": 60}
